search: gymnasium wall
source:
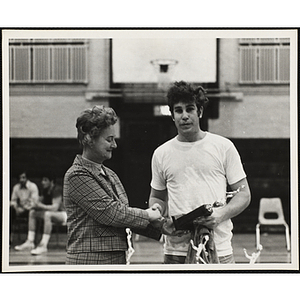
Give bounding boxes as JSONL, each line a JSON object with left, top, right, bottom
{"left": 9, "top": 136, "right": 290, "bottom": 233}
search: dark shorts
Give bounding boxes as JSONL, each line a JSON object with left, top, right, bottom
{"left": 164, "top": 254, "right": 235, "bottom": 264}
{"left": 66, "top": 251, "right": 126, "bottom": 265}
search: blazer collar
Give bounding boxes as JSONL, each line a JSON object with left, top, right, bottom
{"left": 74, "top": 155, "right": 107, "bottom": 177}
{"left": 74, "top": 155, "right": 117, "bottom": 198}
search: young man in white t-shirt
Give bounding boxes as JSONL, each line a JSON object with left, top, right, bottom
{"left": 149, "top": 81, "right": 251, "bottom": 264}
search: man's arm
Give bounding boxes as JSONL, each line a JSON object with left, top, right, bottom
{"left": 28, "top": 183, "right": 39, "bottom": 203}
{"left": 10, "top": 185, "right": 19, "bottom": 208}
{"left": 33, "top": 195, "right": 61, "bottom": 211}
{"left": 148, "top": 188, "right": 168, "bottom": 217}
{"left": 196, "top": 177, "right": 251, "bottom": 229}
{"left": 217, "top": 177, "right": 251, "bottom": 220}
{"left": 149, "top": 187, "right": 188, "bottom": 236}
{"left": 22, "top": 183, "right": 40, "bottom": 210}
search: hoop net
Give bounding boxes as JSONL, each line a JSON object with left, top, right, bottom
{"left": 151, "top": 59, "right": 178, "bottom": 91}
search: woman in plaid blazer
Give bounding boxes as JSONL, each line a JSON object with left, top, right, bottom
{"left": 64, "top": 106, "right": 162, "bottom": 265}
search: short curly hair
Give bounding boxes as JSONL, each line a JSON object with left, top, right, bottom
{"left": 76, "top": 105, "right": 118, "bottom": 146}
{"left": 167, "top": 81, "right": 209, "bottom": 116}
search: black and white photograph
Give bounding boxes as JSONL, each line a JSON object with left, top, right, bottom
{"left": 1, "top": 28, "right": 298, "bottom": 274}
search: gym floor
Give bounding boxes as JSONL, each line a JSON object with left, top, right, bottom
{"left": 6, "top": 232, "right": 292, "bottom": 270}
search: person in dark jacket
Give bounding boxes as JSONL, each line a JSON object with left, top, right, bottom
{"left": 64, "top": 105, "right": 163, "bottom": 265}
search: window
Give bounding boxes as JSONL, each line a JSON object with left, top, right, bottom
{"left": 239, "top": 38, "right": 290, "bottom": 84}
{"left": 9, "top": 39, "right": 88, "bottom": 83}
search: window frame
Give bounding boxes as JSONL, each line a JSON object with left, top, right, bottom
{"left": 9, "top": 40, "right": 88, "bottom": 84}
{"left": 239, "top": 38, "right": 290, "bottom": 84}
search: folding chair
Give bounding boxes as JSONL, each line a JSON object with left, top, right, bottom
{"left": 256, "top": 198, "right": 290, "bottom": 251}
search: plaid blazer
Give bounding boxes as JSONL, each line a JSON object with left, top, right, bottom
{"left": 64, "top": 155, "right": 160, "bottom": 254}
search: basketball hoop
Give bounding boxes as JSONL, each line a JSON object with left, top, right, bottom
{"left": 151, "top": 59, "right": 178, "bottom": 91}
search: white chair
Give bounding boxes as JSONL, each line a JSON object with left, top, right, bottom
{"left": 256, "top": 198, "right": 290, "bottom": 251}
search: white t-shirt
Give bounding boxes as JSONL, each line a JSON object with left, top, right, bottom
{"left": 150, "top": 132, "right": 246, "bottom": 257}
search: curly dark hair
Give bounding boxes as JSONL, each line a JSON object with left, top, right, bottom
{"left": 76, "top": 105, "right": 118, "bottom": 146}
{"left": 41, "top": 171, "right": 56, "bottom": 183}
{"left": 167, "top": 81, "right": 209, "bottom": 116}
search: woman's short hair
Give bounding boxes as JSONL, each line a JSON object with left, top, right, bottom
{"left": 76, "top": 105, "right": 117, "bottom": 146}
{"left": 167, "top": 81, "right": 209, "bottom": 116}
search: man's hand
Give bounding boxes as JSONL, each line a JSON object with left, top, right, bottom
{"left": 15, "top": 206, "right": 25, "bottom": 215}
{"left": 10, "top": 202, "right": 17, "bottom": 209}
{"left": 27, "top": 198, "right": 40, "bottom": 210}
{"left": 151, "top": 203, "right": 163, "bottom": 213}
{"left": 147, "top": 205, "right": 167, "bottom": 229}
{"left": 193, "top": 208, "right": 224, "bottom": 229}
{"left": 146, "top": 206, "right": 163, "bottom": 222}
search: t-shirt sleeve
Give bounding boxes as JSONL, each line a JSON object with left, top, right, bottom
{"left": 225, "top": 142, "right": 246, "bottom": 185}
{"left": 150, "top": 150, "right": 167, "bottom": 191}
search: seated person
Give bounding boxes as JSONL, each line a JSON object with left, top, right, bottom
{"left": 14, "top": 173, "right": 67, "bottom": 255}
{"left": 10, "top": 171, "right": 39, "bottom": 243}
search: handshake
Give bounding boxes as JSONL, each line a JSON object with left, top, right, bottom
{"left": 146, "top": 204, "right": 189, "bottom": 236}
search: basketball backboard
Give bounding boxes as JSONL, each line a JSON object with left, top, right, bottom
{"left": 112, "top": 38, "right": 217, "bottom": 84}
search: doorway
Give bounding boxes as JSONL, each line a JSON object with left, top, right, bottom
{"left": 111, "top": 101, "right": 176, "bottom": 208}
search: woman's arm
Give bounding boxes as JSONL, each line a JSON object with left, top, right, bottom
{"left": 67, "top": 172, "right": 161, "bottom": 229}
